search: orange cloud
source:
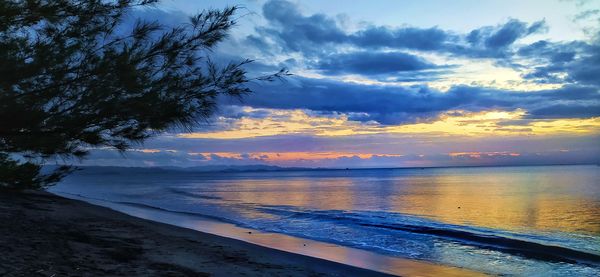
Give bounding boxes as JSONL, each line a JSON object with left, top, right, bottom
{"left": 449, "top": 151, "right": 521, "bottom": 159}
{"left": 189, "top": 151, "right": 403, "bottom": 161}
{"left": 178, "top": 107, "right": 600, "bottom": 139}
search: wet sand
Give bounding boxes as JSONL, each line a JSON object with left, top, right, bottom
{"left": 0, "top": 191, "right": 484, "bottom": 276}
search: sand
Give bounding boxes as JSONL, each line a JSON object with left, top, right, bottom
{"left": 0, "top": 190, "right": 488, "bottom": 276}
{"left": 0, "top": 190, "right": 399, "bottom": 276}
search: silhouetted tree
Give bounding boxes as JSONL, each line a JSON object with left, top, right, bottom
{"left": 0, "top": 0, "right": 286, "bottom": 190}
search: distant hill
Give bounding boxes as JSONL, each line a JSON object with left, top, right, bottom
{"left": 43, "top": 164, "right": 313, "bottom": 174}
{"left": 164, "top": 164, "right": 305, "bottom": 172}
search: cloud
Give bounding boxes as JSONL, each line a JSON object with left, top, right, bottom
{"left": 574, "top": 9, "right": 600, "bottom": 21}
{"left": 79, "top": 143, "right": 600, "bottom": 168}
{"left": 86, "top": 1, "right": 600, "bottom": 169}
{"left": 518, "top": 37, "right": 600, "bottom": 86}
{"left": 313, "top": 51, "right": 439, "bottom": 76}
{"left": 123, "top": 2, "right": 598, "bottom": 89}
{"left": 350, "top": 26, "right": 451, "bottom": 51}
{"left": 234, "top": 76, "right": 600, "bottom": 125}
{"left": 115, "top": 5, "right": 599, "bottom": 136}
{"left": 487, "top": 20, "right": 546, "bottom": 49}
{"left": 527, "top": 103, "right": 600, "bottom": 118}
{"left": 463, "top": 19, "right": 547, "bottom": 57}
{"left": 252, "top": 0, "right": 600, "bottom": 92}
{"left": 258, "top": 0, "right": 546, "bottom": 60}
{"left": 259, "top": 0, "right": 347, "bottom": 54}
{"left": 184, "top": 107, "right": 600, "bottom": 140}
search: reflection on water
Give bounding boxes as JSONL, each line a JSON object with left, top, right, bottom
{"left": 206, "top": 166, "right": 600, "bottom": 235}
{"left": 53, "top": 165, "right": 600, "bottom": 275}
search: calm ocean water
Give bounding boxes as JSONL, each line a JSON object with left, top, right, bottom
{"left": 52, "top": 165, "right": 600, "bottom": 275}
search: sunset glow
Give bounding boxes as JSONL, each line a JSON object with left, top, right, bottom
{"left": 79, "top": 0, "right": 599, "bottom": 168}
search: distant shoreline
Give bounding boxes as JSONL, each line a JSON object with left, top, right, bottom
{"left": 44, "top": 162, "right": 598, "bottom": 175}
{"left": 1, "top": 190, "right": 483, "bottom": 277}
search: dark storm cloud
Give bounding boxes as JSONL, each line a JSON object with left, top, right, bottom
{"left": 350, "top": 26, "right": 451, "bottom": 51}
{"left": 313, "top": 51, "right": 439, "bottom": 75}
{"left": 229, "top": 77, "right": 600, "bottom": 124}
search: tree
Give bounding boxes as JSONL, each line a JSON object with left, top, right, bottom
{"left": 0, "top": 0, "right": 286, "bottom": 190}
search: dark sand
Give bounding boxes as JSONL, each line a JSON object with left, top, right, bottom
{"left": 0, "top": 191, "right": 397, "bottom": 276}
{"left": 0, "top": 191, "right": 486, "bottom": 276}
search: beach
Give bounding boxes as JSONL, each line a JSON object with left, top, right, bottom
{"left": 0, "top": 190, "right": 485, "bottom": 277}
{"left": 0, "top": 190, "right": 393, "bottom": 276}
{"left": 49, "top": 165, "right": 600, "bottom": 275}
{"left": 4, "top": 165, "right": 598, "bottom": 276}
{"left": 2, "top": 0, "right": 598, "bottom": 276}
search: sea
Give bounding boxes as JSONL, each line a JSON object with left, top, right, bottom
{"left": 50, "top": 164, "right": 600, "bottom": 276}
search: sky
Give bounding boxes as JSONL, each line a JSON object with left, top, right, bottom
{"left": 81, "top": 0, "right": 600, "bottom": 168}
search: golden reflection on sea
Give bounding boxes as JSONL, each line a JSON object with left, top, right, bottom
{"left": 210, "top": 167, "right": 600, "bottom": 234}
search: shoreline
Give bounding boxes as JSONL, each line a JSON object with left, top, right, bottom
{"left": 1, "top": 191, "right": 485, "bottom": 276}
